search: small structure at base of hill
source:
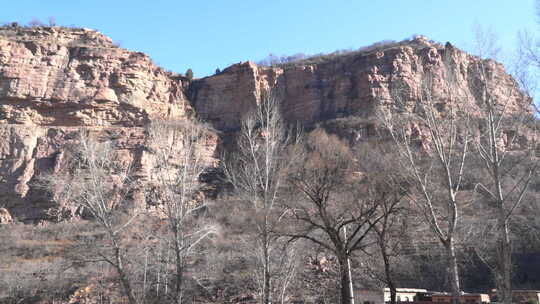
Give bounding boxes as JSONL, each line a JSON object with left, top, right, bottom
{"left": 355, "top": 288, "right": 493, "bottom": 304}
{"left": 355, "top": 288, "right": 428, "bottom": 304}
{"left": 431, "top": 292, "right": 490, "bottom": 304}
{"left": 490, "top": 289, "right": 540, "bottom": 304}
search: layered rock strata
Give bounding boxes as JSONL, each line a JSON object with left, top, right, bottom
{"left": 192, "top": 37, "right": 526, "bottom": 133}
{"left": 0, "top": 28, "right": 529, "bottom": 222}
{"left": 0, "top": 26, "right": 217, "bottom": 222}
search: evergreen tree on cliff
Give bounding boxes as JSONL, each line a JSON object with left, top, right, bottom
{"left": 185, "top": 68, "right": 194, "bottom": 81}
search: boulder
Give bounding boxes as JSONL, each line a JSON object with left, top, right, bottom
{"left": 0, "top": 208, "right": 13, "bottom": 224}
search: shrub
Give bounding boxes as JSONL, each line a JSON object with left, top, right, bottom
{"left": 185, "top": 68, "right": 194, "bottom": 80}
{"left": 256, "top": 38, "right": 444, "bottom": 68}
{"left": 27, "top": 18, "right": 44, "bottom": 27}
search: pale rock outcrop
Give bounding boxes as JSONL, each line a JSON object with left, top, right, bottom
{"left": 0, "top": 28, "right": 529, "bottom": 222}
{"left": 0, "top": 27, "right": 218, "bottom": 222}
{"left": 0, "top": 26, "right": 190, "bottom": 127}
{"left": 0, "top": 207, "right": 13, "bottom": 224}
{"left": 192, "top": 37, "right": 528, "bottom": 134}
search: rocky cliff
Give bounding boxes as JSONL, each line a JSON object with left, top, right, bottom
{"left": 192, "top": 36, "right": 526, "bottom": 133}
{"left": 0, "top": 26, "right": 217, "bottom": 222}
{"left": 0, "top": 28, "right": 528, "bottom": 222}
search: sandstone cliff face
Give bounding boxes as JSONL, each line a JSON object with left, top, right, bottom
{"left": 0, "top": 28, "right": 528, "bottom": 222}
{"left": 0, "top": 26, "right": 190, "bottom": 126}
{"left": 0, "top": 27, "right": 217, "bottom": 222}
{"left": 192, "top": 37, "right": 527, "bottom": 134}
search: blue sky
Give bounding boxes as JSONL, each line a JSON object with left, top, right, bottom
{"left": 0, "top": 0, "right": 537, "bottom": 77}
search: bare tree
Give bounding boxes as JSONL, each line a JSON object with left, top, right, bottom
{"left": 285, "top": 129, "right": 387, "bottom": 304}
{"left": 40, "top": 132, "right": 139, "bottom": 304}
{"left": 468, "top": 28, "right": 539, "bottom": 304}
{"left": 223, "top": 93, "right": 300, "bottom": 304}
{"left": 358, "top": 145, "right": 409, "bottom": 304}
{"left": 378, "top": 53, "right": 471, "bottom": 304}
{"left": 517, "top": 0, "right": 540, "bottom": 102}
{"left": 145, "top": 119, "right": 217, "bottom": 304}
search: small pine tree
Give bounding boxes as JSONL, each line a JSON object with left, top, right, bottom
{"left": 185, "top": 68, "right": 194, "bottom": 81}
{"left": 215, "top": 67, "right": 221, "bottom": 74}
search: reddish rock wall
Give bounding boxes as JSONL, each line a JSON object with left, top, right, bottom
{"left": 0, "top": 27, "right": 216, "bottom": 222}
{"left": 0, "top": 28, "right": 529, "bottom": 222}
{"left": 192, "top": 37, "right": 527, "bottom": 132}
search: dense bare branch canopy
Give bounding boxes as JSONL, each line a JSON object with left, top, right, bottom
{"left": 377, "top": 53, "right": 473, "bottom": 304}
{"left": 38, "top": 132, "right": 139, "bottom": 304}
{"left": 145, "top": 119, "right": 217, "bottom": 304}
{"left": 223, "top": 93, "right": 300, "bottom": 304}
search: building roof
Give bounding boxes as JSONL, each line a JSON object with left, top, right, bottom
{"left": 383, "top": 288, "right": 428, "bottom": 293}
{"left": 432, "top": 293, "right": 489, "bottom": 297}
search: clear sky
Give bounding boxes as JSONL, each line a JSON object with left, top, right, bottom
{"left": 0, "top": 0, "right": 537, "bottom": 77}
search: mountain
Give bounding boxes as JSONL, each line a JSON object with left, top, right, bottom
{"left": 0, "top": 26, "right": 528, "bottom": 222}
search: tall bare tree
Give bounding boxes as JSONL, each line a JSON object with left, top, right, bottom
{"left": 223, "top": 93, "right": 300, "bottom": 304}
{"left": 358, "top": 145, "right": 409, "bottom": 304}
{"left": 40, "top": 132, "right": 139, "bottom": 304}
{"left": 285, "top": 129, "right": 387, "bottom": 304}
{"left": 378, "top": 54, "right": 471, "bottom": 304}
{"left": 468, "top": 28, "right": 538, "bottom": 304}
{"left": 146, "top": 119, "right": 217, "bottom": 304}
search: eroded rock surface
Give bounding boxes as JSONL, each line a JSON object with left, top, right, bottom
{"left": 192, "top": 37, "right": 527, "bottom": 133}
{"left": 0, "top": 26, "right": 190, "bottom": 126}
{"left": 0, "top": 28, "right": 529, "bottom": 222}
{"left": 0, "top": 27, "right": 216, "bottom": 222}
{"left": 0, "top": 207, "right": 13, "bottom": 224}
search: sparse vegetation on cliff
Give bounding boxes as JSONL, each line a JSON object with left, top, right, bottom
{"left": 185, "top": 68, "right": 194, "bottom": 81}
{"left": 256, "top": 36, "right": 443, "bottom": 68}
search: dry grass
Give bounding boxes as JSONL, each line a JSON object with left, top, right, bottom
{"left": 0, "top": 221, "right": 102, "bottom": 301}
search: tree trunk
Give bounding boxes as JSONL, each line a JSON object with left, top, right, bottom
{"left": 339, "top": 255, "right": 354, "bottom": 304}
{"left": 493, "top": 149, "right": 512, "bottom": 304}
{"left": 380, "top": 244, "right": 396, "bottom": 304}
{"left": 444, "top": 238, "right": 461, "bottom": 304}
{"left": 497, "top": 210, "right": 512, "bottom": 304}
{"left": 117, "top": 266, "right": 138, "bottom": 304}
{"left": 389, "top": 287, "right": 397, "bottom": 304}
{"left": 174, "top": 241, "right": 183, "bottom": 304}
{"left": 262, "top": 230, "right": 271, "bottom": 304}
{"left": 263, "top": 263, "right": 271, "bottom": 304}
{"left": 385, "top": 265, "right": 397, "bottom": 304}
{"left": 113, "top": 243, "right": 137, "bottom": 304}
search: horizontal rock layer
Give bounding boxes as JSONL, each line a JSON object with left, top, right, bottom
{"left": 192, "top": 37, "right": 526, "bottom": 132}
{"left": 0, "top": 28, "right": 528, "bottom": 221}
{"left": 0, "top": 27, "right": 216, "bottom": 222}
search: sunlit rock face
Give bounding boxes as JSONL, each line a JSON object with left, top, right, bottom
{"left": 0, "top": 26, "right": 218, "bottom": 222}
{"left": 0, "top": 26, "right": 192, "bottom": 126}
{"left": 192, "top": 37, "right": 527, "bottom": 132}
{"left": 0, "top": 27, "right": 528, "bottom": 222}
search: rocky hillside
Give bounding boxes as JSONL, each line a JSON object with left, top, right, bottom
{"left": 0, "top": 26, "right": 528, "bottom": 222}
{"left": 0, "top": 26, "right": 215, "bottom": 222}
{"left": 192, "top": 36, "right": 526, "bottom": 132}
